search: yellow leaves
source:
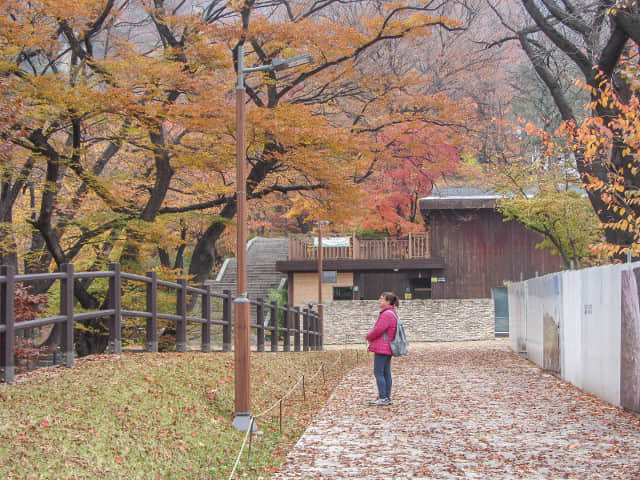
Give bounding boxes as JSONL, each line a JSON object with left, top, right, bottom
{"left": 44, "top": 0, "right": 105, "bottom": 23}
{"left": 362, "top": 12, "right": 457, "bottom": 41}
{"left": 0, "top": 0, "right": 500, "bottom": 268}
{"left": 0, "top": 0, "right": 107, "bottom": 50}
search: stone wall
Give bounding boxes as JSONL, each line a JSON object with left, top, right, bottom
{"left": 324, "top": 299, "right": 495, "bottom": 345}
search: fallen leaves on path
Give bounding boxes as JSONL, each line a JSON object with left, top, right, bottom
{"left": 274, "top": 340, "right": 640, "bottom": 479}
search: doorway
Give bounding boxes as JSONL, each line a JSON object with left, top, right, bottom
{"left": 410, "top": 277, "right": 431, "bottom": 299}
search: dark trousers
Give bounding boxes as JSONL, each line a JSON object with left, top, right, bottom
{"left": 373, "top": 353, "right": 392, "bottom": 400}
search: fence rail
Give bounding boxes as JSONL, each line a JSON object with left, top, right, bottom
{"left": 0, "top": 263, "right": 322, "bottom": 383}
{"left": 288, "top": 232, "right": 429, "bottom": 260}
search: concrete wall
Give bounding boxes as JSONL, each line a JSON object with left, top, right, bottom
{"left": 508, "top": 262, "right": 640, "bottom": 412}
{"left": 323, "top": 299, "right": 494, "bottom": 345}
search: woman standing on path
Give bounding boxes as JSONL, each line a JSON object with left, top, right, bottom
{"left": 366, "top": 291, "right": 398, "bottom": 406}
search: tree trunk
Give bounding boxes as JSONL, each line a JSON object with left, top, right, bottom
{"left": 189, "top": 200, "right": 237, "bottom": 285}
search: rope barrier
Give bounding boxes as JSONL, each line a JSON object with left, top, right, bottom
{"left": 253, "top": 351, "right": 346, "bottom": 419}
{"left": 226, "top": 349, "right": 361, "bottom": 479}
{"left": 252, "top": 374, "right": 305, "bottom": 419}
{"left": 227, "top": 416, "right": 254, "bottom": 480}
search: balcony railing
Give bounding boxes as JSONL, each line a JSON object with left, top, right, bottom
{"left": 287, "top": 232, "right": 429, "bottom": 261}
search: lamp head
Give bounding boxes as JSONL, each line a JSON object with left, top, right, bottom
{"left": 271, "top": 53, "right": 313, "bottom": 71}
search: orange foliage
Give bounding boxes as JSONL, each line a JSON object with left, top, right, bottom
{"left": 0, "top": 0, "right": 485, "bottom": 280}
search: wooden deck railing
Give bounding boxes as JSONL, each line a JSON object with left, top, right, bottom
{"left": 288, "top": 232, "right": 429, "bottom": 260}
{"left": 0, "top": 264, "right": 322, "bottom": 383}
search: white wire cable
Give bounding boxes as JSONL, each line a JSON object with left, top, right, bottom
{"left": 227, "top": 416, "right": 254, "bottom": 480}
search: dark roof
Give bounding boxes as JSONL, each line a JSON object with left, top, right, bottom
{"left": 429, "top": 186, "right": 498, "bottom": 198}
{"left": 419, "top": 186, "right": 498, "bottom": 211}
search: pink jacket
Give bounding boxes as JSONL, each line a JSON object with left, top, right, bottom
{"left": 366, "top": 306, "right": 397, "bottom": 355}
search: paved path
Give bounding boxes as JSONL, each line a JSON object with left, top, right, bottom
{"left": 273, "top": 340, "right": 640, "bottom": 479}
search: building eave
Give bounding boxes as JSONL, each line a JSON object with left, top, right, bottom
{"left": 276, "top": 258, "right": 445, "bottom": 273}
{"left": 419, "top": 196, "right": 498, "bottom": 211}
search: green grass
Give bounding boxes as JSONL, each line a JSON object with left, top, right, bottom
{"left": 0, "top": 349, "right": 364, "bottom": 479}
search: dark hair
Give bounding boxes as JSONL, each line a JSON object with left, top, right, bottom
{"left": 380, "top": 291, "right": 399, "bottom": 307}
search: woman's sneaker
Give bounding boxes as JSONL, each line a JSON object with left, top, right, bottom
{"left": 368, "top": 398, "right": 391, "bottom": 406}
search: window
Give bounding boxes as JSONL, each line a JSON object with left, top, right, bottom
{"left": 333, "top": 286, "right": 354, "bottom": 300}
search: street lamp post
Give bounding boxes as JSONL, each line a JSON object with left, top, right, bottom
{"left": 232, "top": 44, "right": 312, "bottom": 432}
{"left": 317, "top": 220, "right": 330, "bottom": 350}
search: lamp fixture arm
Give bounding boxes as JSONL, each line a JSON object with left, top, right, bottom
{"left": 237, "top": 44, "right": 313, "bottom": 89}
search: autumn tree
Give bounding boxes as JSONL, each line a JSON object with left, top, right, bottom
{"left": 487, "top": 121, "right": 603, "bottom": 267}
{"left": 0, "top": 0, "right": 476, "bottom": 354}
{"left": 487, "top": 0, "right": 640, "bottom": 259}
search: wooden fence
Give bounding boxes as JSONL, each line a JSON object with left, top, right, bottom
{"left": 0, "top": 263, "right": 322, "bottom": 383}
{"left": 288, "top": 232, "right": 430, "bottom": 260}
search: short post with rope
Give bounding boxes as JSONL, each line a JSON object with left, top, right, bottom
{"left": 226, "top": 351, "right": 347, "bottom": 479}
{"left": 247, "top": 417, "right": 254, "bottom": 467}
{"left": 302, "top": 375, "right": 306, "bottom": 402}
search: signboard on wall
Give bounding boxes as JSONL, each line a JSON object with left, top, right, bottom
{"left": 313, "top": 237, "right": 350, "bottom": 247}
{"left": 322, "top": 271, "right": 337, "bottom": 283}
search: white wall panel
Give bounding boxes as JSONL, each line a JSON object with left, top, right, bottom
{"left": 579, "top": 265, "right": 622, "bottom": 406}
{"left": 540, "top": 275, "right": 562, "bottom": 373}
{"left": 509, "top": 262, "right": 640, "bottom": 408}
{"left": 508, "top": 283, "right": 526, "bottom": 353}
{"left": 561, "top": 269, "right": 583, "bottom": 389}
{"left": 524, "top": 276, "right": 546, "bottom": 367}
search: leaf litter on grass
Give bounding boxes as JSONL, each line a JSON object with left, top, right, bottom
{"left": 0, "top": 349, "right": 362, "bottom": 479}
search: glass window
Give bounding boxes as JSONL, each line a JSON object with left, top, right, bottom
{"left": 333, "top": 286, "right": 354, "bottom": 300}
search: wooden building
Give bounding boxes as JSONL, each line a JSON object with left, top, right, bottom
{"left": 276, "top": 187, "right": 565, "bottom": 305}
{"left": 419, "top": 187, "right": 565, "bottom": 298}
{"left": 275, "top": 233, "right": 444, "bottom": 306}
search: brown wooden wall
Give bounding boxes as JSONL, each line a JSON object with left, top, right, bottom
{"left": 356, "top": 271, "right": 431, "bottom": 300}
{"left": 425, "top": 208, "right": 565, "bottom": 299}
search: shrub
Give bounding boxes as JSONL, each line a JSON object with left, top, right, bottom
{"left": 14, "top": 285, "right": 49, "bottom": 373}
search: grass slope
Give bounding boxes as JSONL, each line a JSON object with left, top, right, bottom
{"left": 0, "top": 349, "right": 363, "bottom": 479}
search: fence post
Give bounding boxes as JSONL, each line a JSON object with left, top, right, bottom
{"left": 146, "top": 271, "right": 158, "bottom": 352}
{"left": 108, "top": 263, "right": 122, "bottom": 354}
{"left": 408, "top": 232, "right": 413, "bottom": 258}
{"left": 256, "top": 298, "right": 265, "bottom": 352}
{"left": 201, "top": 285, "right": 211, "bottom": 353}
{"left": 307, "top": 310, "right": 313, "bottom": 351}
{"left": 302, "top": 308, "right": 309, "bottom": 352}
{"left": 270, "top": 301, "right": 279, "bottom": 352}
{"left": 60, "top": 264, "right": 75, "bottom": 366}
{"left": 316, "top": 312, "right": 322, "bottom": 351}
{"left": 294, "top": 307, "right": 301, "bottom": 352}
{"left": 319, "top": 310, "right": 324, "bottom": 350}
{"left": 283, "top": 305, "right": 291, "bottom": 352}
{"left": 1, "top": 265, "right": 15, "bottom": 383}
{"left": 222, "top": 290, "right": 232, "bottom": 352}
{"left": 310, "top": 312, "right": 318, "bottom": 351}
{"left": 176, "top": 279, "right": 187, "bottom": 352}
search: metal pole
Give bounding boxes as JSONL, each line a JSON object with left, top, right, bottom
{"left": 232, "top": 43, "right": 253, "bottom": 432}
{"left": 317, "top": 222, "right": 324, "bottom": 348}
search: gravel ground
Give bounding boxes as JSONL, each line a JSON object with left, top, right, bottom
{"left": 273, "top": 340, "right": 640, "bottom": 479}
